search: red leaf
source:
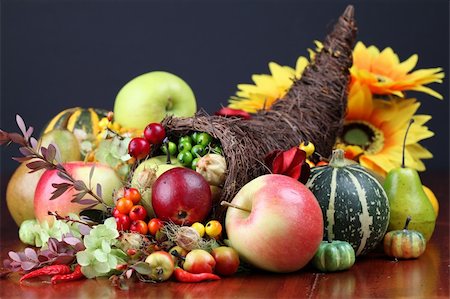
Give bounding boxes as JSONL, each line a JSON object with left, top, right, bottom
{"left": 264, "top": 147, "right": 307, "bottom": 180}
{"left": 264, "top": 149, "right": 282, "bottom": 168}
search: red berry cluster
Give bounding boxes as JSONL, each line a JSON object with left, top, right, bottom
{"left": 128, "top": 123, "right": 166, "bottom": 160}
{"left": 113, "top": 187, "right": 165, "bottom": 236}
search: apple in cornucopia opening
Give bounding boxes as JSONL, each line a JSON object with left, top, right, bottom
{"left": 113, "top": 71, "right": 197, "bottom": 129}
{"left": 34, "top": 162, "right": 123, "bottom": 224}
{"left": 151, "top": 167, "right": 212, "bottom": 225}
{"left": 130, "top": 155, "right": 182, "bottom": 218}
{"left": 224, "top": 174, "right": 323, "bottom": 273}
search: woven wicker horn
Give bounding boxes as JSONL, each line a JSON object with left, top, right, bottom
{"left": 162, "top": 5, "right": 357, "bottom": 217}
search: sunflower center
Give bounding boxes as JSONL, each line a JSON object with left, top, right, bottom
{"left": 341, "top": 121, "right": 384, "bottom": 154}
{"left": 375, "top": 74, "right": 392, "bottom": 83}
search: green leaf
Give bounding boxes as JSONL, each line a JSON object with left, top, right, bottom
{"left": 132, "top": 262, "right": 152, "bottom": 275}
{"left": 107, "top": 254, "right": 118, "bottom": 269}
{"left": 89, "top": 164, "right": 96, "bottom": 188}
{"left": 79, "top": 209, "right": 107, "bottom": 224}
{"left": 110, "top": 248, "right": 128, "bottom": 262}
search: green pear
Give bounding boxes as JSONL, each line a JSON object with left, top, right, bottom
{"left": 383, "top": 119, "right": 436, "bottom": 241}
{"left": 131, "top": 155, "right": 181, "bottom": 217}
{"left": 383, "top": 167, "right": 436, "bottom": 241}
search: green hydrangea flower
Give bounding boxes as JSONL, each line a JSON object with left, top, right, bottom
{"left": 18, "top": 214, "right": 82, "bottom": 247}
{"left": 76, "top": 217, "right": 127, "bottom": 278}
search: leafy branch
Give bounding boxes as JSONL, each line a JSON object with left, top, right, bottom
{"left": 1, "top": 114, "right": 106, "bottom": 209}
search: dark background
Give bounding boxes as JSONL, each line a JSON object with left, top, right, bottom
{"left": 1, "top": 0, "right": 448, "bottom": 227}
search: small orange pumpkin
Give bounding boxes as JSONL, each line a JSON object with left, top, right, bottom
{"left": 383, "top": 216, "right": 426, "bottom": 259}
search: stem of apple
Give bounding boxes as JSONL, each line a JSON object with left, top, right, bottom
{"left": 220, "top": 201, "right": 251, "bottom": 213}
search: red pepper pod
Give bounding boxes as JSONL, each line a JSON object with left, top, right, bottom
{"left": 173, "top": 267, "right": 221, "bottom": 283}
{"left": 20, "top": 264, "right": 71, "bottom": 283}
{"left": 215, "top": 107, "right": 251, "bottom": 120}
{"left": 51, "top": 264, "right": 85, "bottom": 285}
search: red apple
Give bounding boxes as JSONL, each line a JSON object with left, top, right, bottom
{"left": 183, "top": 249, "right": 216, "bottom": 274}
{"left": 224, "top": 174, "right": 323, "bottom": 273}
{"left": 152, "top": 167, "right": 212, "bottom": 225}
{"left": 211, "top": 246, "right": 240, "bottom": 276}
{"left": 34, "top": 162, "right": 123, "bottom": 224}
{"left": 145, "top": 251, "right": 175, "bottom": 282}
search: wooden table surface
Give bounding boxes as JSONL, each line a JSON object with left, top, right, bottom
{"left": 0, "top": 171, "right": 448, "bottom": 299}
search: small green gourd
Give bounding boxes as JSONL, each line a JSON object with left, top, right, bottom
{"left": 312, "top": 239, "right": 356, "bottom": 272}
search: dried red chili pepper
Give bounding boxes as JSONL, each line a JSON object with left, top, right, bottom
{"left": 215, "top": 107, "right": 251, "bottom": 120}
{"left": 173, "top": 267, "right": 221, "bottom": 283}
{"left": 51, "top": 264, "right": 84, "bottom": 284}
{"left": 19, "top": 264, "right": 71, "bottom": 283}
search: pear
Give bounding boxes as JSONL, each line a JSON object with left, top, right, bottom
{"left": 6, "top": 129, "right": 81, "bottom": 225}
{"left": 383, "top": 120, "right": 436, "bottom": 241}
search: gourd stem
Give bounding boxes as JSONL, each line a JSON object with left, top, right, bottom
{"left": 401, "top": 119, "right": 414, "bottom": 168}
{"left": 220, "top": 201, "right": 251, "bottom": 213}
{"left": 328, "top": 149, "right": 348, "bottom": 168}
{"left": 404, "top": 216, "right": 412, "bottom": 230}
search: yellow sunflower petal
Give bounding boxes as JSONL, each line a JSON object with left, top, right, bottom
{"left": 350, "top": 42, "right": 444, "bottom": 98}
{"left": 269, "top": 62, "right": 295, "bottom": 87}
{"left": 295, "top": 56, "right": 309, "bottom": 78}
{"left": 347, "top": 83, "right": 373, "bottom": 120}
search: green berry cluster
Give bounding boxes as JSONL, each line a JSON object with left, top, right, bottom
{"left": 160, "top": 132, "right": 223, "bottom": 170}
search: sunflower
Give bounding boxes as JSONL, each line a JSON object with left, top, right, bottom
{"left": 228, "top": 56, "right": 309, "bottom": 113}
{"left": 336, "top": 82, "right": 434, "bottom": 177}
{"left": 351, "top": 42, "right": 445, "bottom": 99}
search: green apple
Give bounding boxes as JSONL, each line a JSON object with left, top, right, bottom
{"left": 114, "top": 71, "right": 197, "bottom": 129}
{"left": 130, "top": 155, "right": 182, "bottom": 217}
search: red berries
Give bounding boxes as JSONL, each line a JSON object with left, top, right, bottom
{"left": 128, "top": 122, "right": 166, "bottom": 160}
{"left": 130, "top": 220, "right": 148, "bottom": 235}
{"left": 115, "top": 214, "right": 131, "bottom": 231}
{"left": 129, "top": 205, "right": 147, "bottom": 221}
{"left": 148, "top": 218, "right": 164, "bottom": 235}
{"left": 125, "top": 188, "right": 142, "bottom": 205}
{"left": 128, "top": 137, "right": 150, "bottom": 160}
{"left": 144, "top": 123, "right": 166, "bottom": 145}
{"left": 113, "top": 188, "right": 164, "bottom": 235}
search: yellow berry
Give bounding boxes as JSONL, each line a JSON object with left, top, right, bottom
{"left": 205, "top": 220, "right": 222, "bottom": 238}
{"left": 191, "top": 222, "right": 205, "bottom": 237}
{"left": 299, "top": 141, "right": 315, "bottom": 157}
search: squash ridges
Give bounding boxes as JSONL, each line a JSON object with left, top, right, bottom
{"left": 342, "top": 168, "right": 373, "bottom": 255}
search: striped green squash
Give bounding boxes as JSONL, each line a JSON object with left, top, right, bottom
{"left": 43, "top": 107, "right": 109, "bottom": 137}
{"left": 312, "top": 240, "right": 355, "bottom": 272}
{"left": 306, "top": 149, "right": 390, "bottom": 256}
